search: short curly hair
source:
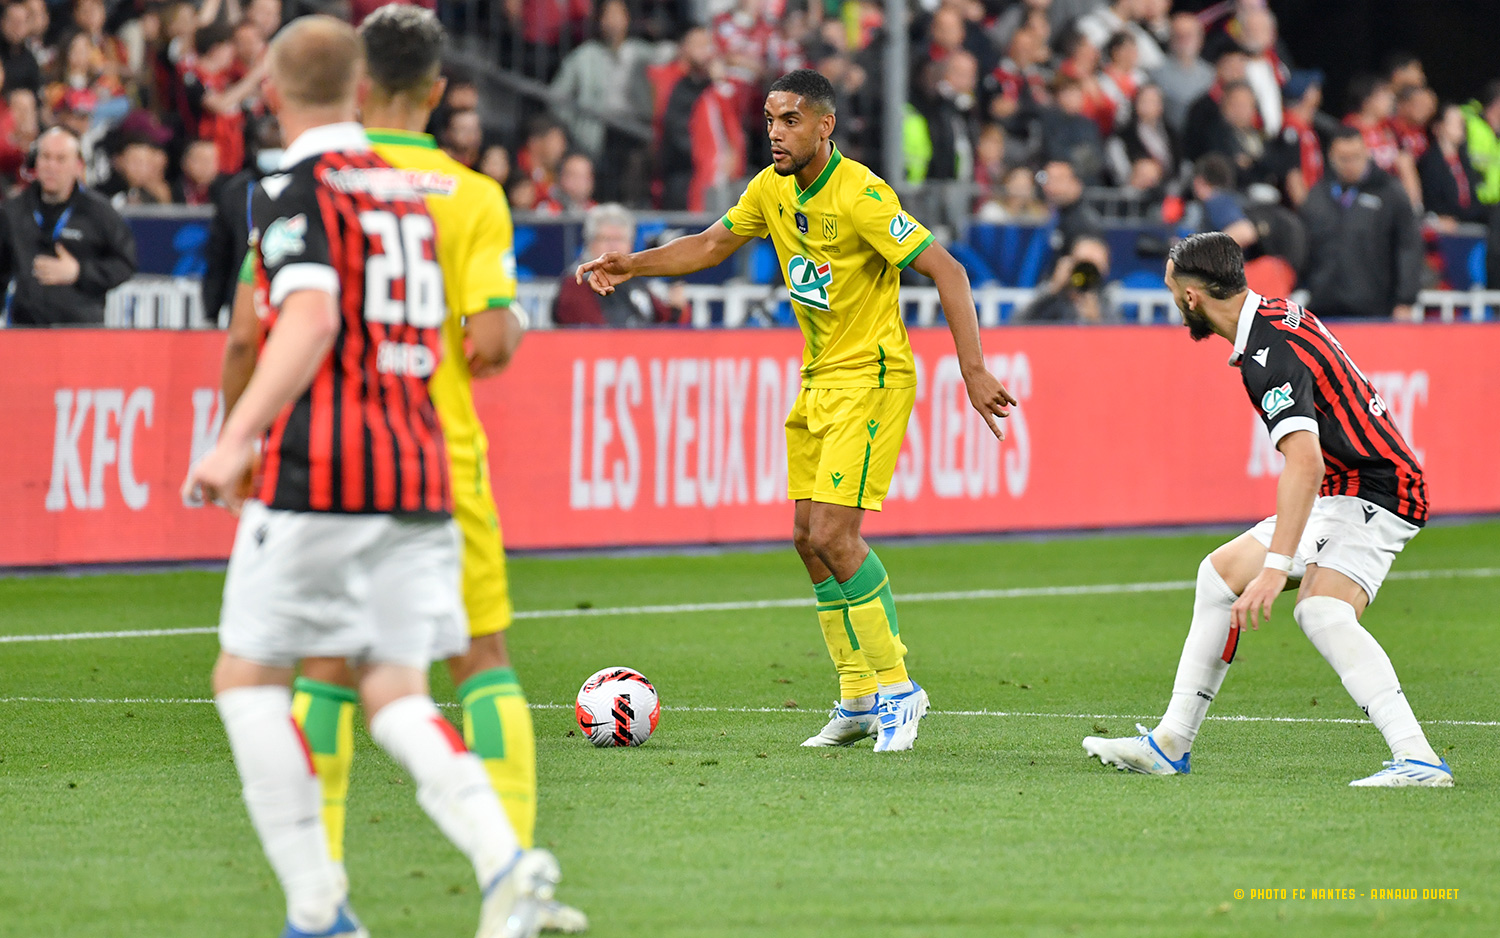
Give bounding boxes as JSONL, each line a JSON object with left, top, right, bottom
{"left": 767, "top": 69, "right": 837, "bottom": 115}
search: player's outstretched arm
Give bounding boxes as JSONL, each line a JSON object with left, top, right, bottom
{"left": 1233, "top": 429, "right": 1322, "bottom": 631}
{"left": 184, "top": 290, "right": 340, "bottom": 512}
{"left": 576, "top": 222, "right": 752, "bottom": 296}
{"left": 908, "top": 241, "right": 1018, "bottom": 440}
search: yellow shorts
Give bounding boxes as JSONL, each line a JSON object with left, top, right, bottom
{"left": 449, "top": 446, "right": 514, "bottom": 637}
{"left": 785, "top": 386, "right": 916, "bottom": 511}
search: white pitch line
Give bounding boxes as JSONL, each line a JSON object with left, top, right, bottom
{"left": 0, "top": 696, "right": 1494, "bottom": 727}
{"left": 3, "top": 566, "right": 1498, "bottom": 647}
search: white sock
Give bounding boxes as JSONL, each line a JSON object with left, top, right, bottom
{"left": 1155, "top": 556, "right": 1240, "bottom": 758}
{"left": 841, "top": 694, "right": 876, "bottom": 713}
{"left": 878, "top": 680, "right": 915, "bottom": 697}
{"left": 216, "top": 686, "right": 344, "bottom": 932}
{"left": 1295, "top": 596, "right": 1440, "bottom": 764}
{"left": 368, "top": 694, "right": 521, "bottom": 887}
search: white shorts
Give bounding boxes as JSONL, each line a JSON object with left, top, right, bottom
{"left": 1248, "top": 495, "right": 1420, "bottom": 604}
{"left": 219, "top": 501, "right": 469, "bottom": 669}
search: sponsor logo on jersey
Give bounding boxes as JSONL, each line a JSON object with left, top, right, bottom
{"left": 889, "top": 212, "right": 918, "bottom": 243}
{"left": 376, "top": 340, "right": 437, "bottom": 378}
{"left": 1261, "top": 382, "right": 1296, "bottom": 418}
{"left": 830, "top": 471, "right": 844, "bottom": 489}
{"left": 1282, "top": 302, "right": 1304, "bottom": 329}
{"left": 1252, "top": 348, "right": 1270, "bottom": 367}
{"left": 867, "top": 419, "right": 879, "bottom": 439}
{"left": 321, "top": 166, "right": 432, "bottom": 201}
{"left": 795, "top": 211, "right": 809, "bottom": 234}
{"left": 862, "top": 186, "right": 882, "bottom": 201}
{"left": 1362, "top": 504, "right": 1379, "bottom": 523}
{"left": 260, "top": 173, "right": 292, "bottom": 199}
{"left": 786, "top": 254, "right": 833, "bottom": 311}
{"left": 261, "top": 214, "right": 307, "bottom": 266}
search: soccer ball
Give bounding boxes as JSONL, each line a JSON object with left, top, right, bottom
{"left": 575, "top": 667, "right": 660, "bottom": 747}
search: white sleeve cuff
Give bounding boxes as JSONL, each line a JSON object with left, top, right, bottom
{"left": 270, "top": 263, "right": 341, "bottom": 307}
{"left": 1269, "top": 416, "right": 1320, "bottom": 446}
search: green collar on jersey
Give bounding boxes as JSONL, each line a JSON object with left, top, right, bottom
{"left": 794, "top": 143, "right": 842, "bottom": 204}
{"left": 365, "top": 128, "right": 438, "bottom": 149}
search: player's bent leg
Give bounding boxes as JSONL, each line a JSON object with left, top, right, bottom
{"left": 213, "top": 654, "right": 358, "bottom": 937}
{"left": 1294, "top": 565, "right": 1451, "bottom": 787}
{"left": 794, "top": 500, "right": 879, "bottom": 746}
{"left": 1084, "top": 533, "right": 1291, "bottom": 774}
{"left": 292, "top": 658, "right": 359, "bottom": 867}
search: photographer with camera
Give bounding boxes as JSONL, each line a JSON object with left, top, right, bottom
{"left": 1017, "top": 235, "right": 1118, "bottom": 323}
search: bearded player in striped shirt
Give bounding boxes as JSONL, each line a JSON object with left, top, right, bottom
{"left": 1082, "top": 232, "right": 1452, "bottom": 788}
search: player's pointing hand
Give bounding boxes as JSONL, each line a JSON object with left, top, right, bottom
{"left": 576, "top": 252, "right": 634, "bottom": 296}
{"left": 963, "top": 369, "right": 1019, "bottom": 441}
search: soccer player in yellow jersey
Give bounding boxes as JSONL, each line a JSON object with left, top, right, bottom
{"left": 579, "top": 69, "right": 1016, "bottom": 752}
{"left": 269, "top": 7, "right": 587, "bottom": 931}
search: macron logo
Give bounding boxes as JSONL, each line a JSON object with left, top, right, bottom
{"left": 1252, "top": 348, "right": 1269, "bottom": 367}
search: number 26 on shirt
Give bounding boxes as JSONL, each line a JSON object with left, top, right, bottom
{"left": 359, "top": 210, "right": 443, "bottom": 328}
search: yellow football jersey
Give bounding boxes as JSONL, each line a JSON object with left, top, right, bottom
{"left": 721, "top": 145, "right": 932, "bottom": 389}
{"left": 368, "top": 129, "right": 517, "bottom": 453}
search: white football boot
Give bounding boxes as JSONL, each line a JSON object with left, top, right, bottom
{"left": 537, "top": 898, "right": 589, "bottom": 933}
{"left": 477, "top": 849, "right": 562, "bottom": 938}
{"left": 801, "top": 703, "right": 879, "bottom": 747}
{"left": 1082, "top": 724, "right": 1190, "bottom": 775}
{"left": 873, "top": 684, "right": 929, "bottom": 752}
{"left": 1349, "top": 757, "right": 1454, "bottom": 788}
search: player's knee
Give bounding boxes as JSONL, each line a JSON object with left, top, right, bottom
{"left": 301, "top": 656, "right": 356, "bottom": 687}
{"left": 447, "top": 632, "right": 509, "bottom": 686}
{"left": 792, "top": 519, "right": 818, "bottom": 561}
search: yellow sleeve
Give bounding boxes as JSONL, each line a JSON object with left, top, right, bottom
{"left": 457, "top": 180, "right": 518, "bottom": 316}
{"left": 720, "top": 172, "right": 769, "bottom": 238}
{"left": 850, "top": 176, "right": 935, "bottom": 270}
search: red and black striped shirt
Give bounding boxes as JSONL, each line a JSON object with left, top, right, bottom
{"left": 1232, "top": 292, "right": 1427, "bottom": 525}
{"left": 250, "top": 122, "right": 451, "bottom": 517}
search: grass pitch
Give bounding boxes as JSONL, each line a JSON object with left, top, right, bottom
{"left": 2, "top": 523, "right": 1497, "bottom": 938}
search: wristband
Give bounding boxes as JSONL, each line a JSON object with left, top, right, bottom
{"left": 1263, "top": 552, "right": 1294, "bottom": 574}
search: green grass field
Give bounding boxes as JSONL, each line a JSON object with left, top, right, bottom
{"left": 2, "top": 523, "right": 1497, "bottom": 938}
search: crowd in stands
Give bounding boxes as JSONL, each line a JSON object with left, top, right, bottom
{"left": 2, "top": 0, "right": 1499, "bottom": 324}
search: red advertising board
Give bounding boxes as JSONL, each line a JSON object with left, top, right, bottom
{"left": 3, "top": 325, "right": 1498, "bottom": 566}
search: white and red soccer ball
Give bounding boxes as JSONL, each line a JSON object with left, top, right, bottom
{"left": 575, "top": 667, "right": 660, "bottom": 747}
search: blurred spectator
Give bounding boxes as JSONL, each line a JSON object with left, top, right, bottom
{"left": 440, "top": 107, "right": 482, "bottom": 168}
{"left": 923, "top": 4, "right": 967, "bottom": 67}
{"left": 712, "top": 0, "right": 774, "bottom": 84}
{"left": 1189, "top": 152, "right": 1257, "bottom": 249}
{"left": 507, "top": 0, "right": 590, "bottom": 76}
{"left": 987, "top": 0, "right": 1050, "bottom": 56}
{"left": 977, "top": 163, "right": 1049, "bottom": 222}
{"left": 109, "top": 136, "right": 178, "bottom": 207}
{"left": 1300, "top": 127, "right": 1422, "bottom": 320}
{"left": 180, "top": 137, "right": 219, "bottom": 205}
{"left": 549, "top": 0, "right": 652, "bottom": 201}
{"left": 1018, "top": 235, "right": 1117, "bottom": 322}
{"left": 0, "top": 127, "right": 137, "bottom": 326}
{"left": 72, "top": 0, "right": 129, "bottom": 81}
{"left": 1392, "top": 86, "right": 1436, "bottom": 162}
{"left": 1039, "top": 73, "right": 1105, "bottom": 184}
{"left": 653, "top": 27, "right": 745, "bottom": 212}
{"left": 182, "top": 22, "right": 265, "bottom": 175}
{"left": 1, "top": 85, "right": 35, "bottom": 181}
{"left": 1, "top": 0, "right": 39, "bottom": 93}
{"left": 1039, "top": 158, "right": 1103, "bottom": 257}
{"left": 478, "top": 143, "right": 510, "bottom": 187}
{"left": 1236, "top": 5, "right": 1286, "bottom": 136}
{"left": 1105, "top": 82, "right": 1177, "bottom": 188}
{"left": 1461, "top": 80, "right": 1500, "bottom": 206}
{"left": 1343, "top": 73, "right": 1422, "bottom": 210}
{"left": 246, "top": 0, "right": 284, "bottom": 39}
{"left": 46, "top": 29, "right": 126, "bottom": 122}
{"left": 1418, "top": 102, "right": 1486, "bottom": 228}
{"left": 1384, "top": 51, "right": 1426, "bottom": 98}
{"left": 508, "top": 176, "right": 537, "bottom": 212}
{"left": 1152, "top": 12, "right": 1212, "bottom": 136}
{"left": 1134, "top": 0, "right": 1171, "bottom": 67}
{"left": 554, "top": 203, "right": 682, "bottom": 327}
{"left": 1079, "top": 1, "right": 1159, "bottom": 72}
{"left": 536, "top": 151, "right": 596, "bottom": 214}
{"left": 516, "top": 114, "right": 569, "bottom": 206}
{"left": 985, "top": 21, "right": 1050, "bottom": 142}
{"left": 907, "top": 50, "right": 979, "bottom": 184}
{"left": 1267, "top": 70, "right": 1323, "bottom": 206}
{"left": 1204, "top": 81, "right": 1267, "bottom": 186}
{"left": 1054, "top": 26, "right": 1112, "bottom": 136}
{"left": 1183, "top": 45, "right": 1247, "bottom": 161}
{"left": 1097, "top": 31, "right": 1144, "bottom": 131}
{"left": 973, "top": 121, "right": 1006, "bottom": 194}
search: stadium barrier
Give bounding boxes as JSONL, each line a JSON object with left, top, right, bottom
{"left": 4, "top": 324, "right": 1499, "bottom": 566}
